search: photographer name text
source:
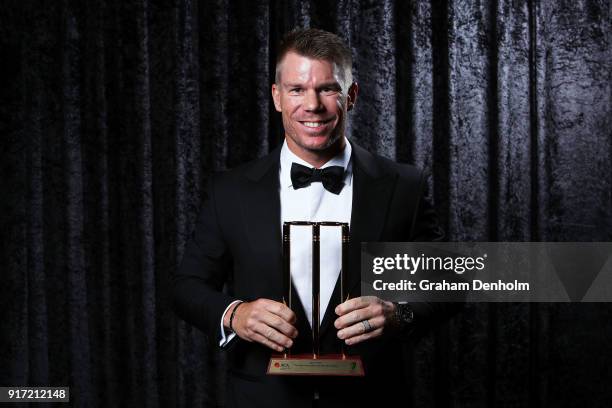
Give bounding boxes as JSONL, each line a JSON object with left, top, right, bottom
{"left": 372, "top": 279, "right": 530, "bottom": 291}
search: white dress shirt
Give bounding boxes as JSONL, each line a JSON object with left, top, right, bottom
{"left": 219, "top": 138, "right": 353, "bottom": 346}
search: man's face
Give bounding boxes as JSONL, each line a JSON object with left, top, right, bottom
{"left": 272, "top": 52, "right": 357, "bottom": 160}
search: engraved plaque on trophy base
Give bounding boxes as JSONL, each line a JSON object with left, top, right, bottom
{"left": 267, "top": 353, "right": 364, "bottom": 376}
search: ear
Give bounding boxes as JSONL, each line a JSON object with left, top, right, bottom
{"left": 272, "top": 84, "right": 282, "bottom": 112}
{"left": 347, "top": 82, "right": 359, "bottom": 111}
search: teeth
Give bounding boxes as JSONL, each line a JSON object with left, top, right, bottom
{"left": 303, "top": 122, "right": 324, "bottom": 128}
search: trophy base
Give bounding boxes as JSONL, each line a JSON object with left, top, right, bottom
{"left": 267, "top": 354, "right": 365, "bottom": 376}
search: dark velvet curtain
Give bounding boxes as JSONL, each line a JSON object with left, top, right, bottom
{"left": 1, "top": 0, "right": 611, "bottom": 406}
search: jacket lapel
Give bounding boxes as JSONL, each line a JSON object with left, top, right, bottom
{"left": 319, "top": 143, "right": 397, "bottom": 338}
{"left": 240, "top": 146, "right": 283, "bottom": 297}
{"left": 239, "top": 145, "right": 311, "bottom": 338}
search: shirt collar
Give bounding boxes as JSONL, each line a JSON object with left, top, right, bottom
{"left": 280, "top": 137, "right": 353, "bottom": 188}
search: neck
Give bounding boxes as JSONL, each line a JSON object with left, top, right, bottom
{"left": 286, "top": 137, "right": 346, "bottom": 168}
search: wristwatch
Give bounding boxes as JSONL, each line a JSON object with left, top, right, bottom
{"left": 391, "top": 302, "right": 414, "bottom": 334}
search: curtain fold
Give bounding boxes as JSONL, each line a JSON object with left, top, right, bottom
{"left": 1, "top": 0, "right": 610, "bottom": 406}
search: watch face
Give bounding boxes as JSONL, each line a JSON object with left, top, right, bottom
{"left": 399, "top": 304, "right": 414, "bottom": 323}
{"left": 406, "top": 308, "right": 414, "bottom": 322}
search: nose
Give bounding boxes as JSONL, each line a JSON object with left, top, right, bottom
{"left": 303, "top": 90, "right": 323, "bottom": 112}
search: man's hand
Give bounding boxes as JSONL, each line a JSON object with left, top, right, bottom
{"left": 226, "top": 299, "right": 298, "bottom": 353}
{"left": 334, "top": 296, "right": 396, "bottom": 345}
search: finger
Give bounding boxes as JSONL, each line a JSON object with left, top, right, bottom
{"left": 259, "top": 311, "right": 298, "bottom": 339}
{"left": 344, "top": 327, "right": 383, "bottom": 346}
{"left": 253, "top": 322, "right": 293, "bottom": 349}
{"left": 335, "top": 296, "right": 371, "bottom": 316}
{"left": 338, "top": 315, "right": 385, "bottom": 340}
{"left": 334, "top": 309, "right": 365, "bottom": 330}
{"left": 265, "top": 301, "right": 297, "bottom": 325}
{"left": 334, "top": 305, "right": 380, "bottom": 329}
{"left": 250, "top": 332, "right": 286, "bottom": 353}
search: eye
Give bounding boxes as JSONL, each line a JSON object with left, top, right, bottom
{"left": 321, "top": 87, "right": 339, "bottom": 95}
{"left": 289, "top": 88, "right": 302, "bottom": 93}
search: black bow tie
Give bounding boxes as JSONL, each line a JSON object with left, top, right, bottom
{"left": 290, "top": 162, "right": 345, "bottom": 194}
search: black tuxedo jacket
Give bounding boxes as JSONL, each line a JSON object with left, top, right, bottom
{"left": 174, "top": 141, "right": 448, "bottom": 408}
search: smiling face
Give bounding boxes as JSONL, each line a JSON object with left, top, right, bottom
{"left": 272, "top": 52, "right": 358, "bottom": 167}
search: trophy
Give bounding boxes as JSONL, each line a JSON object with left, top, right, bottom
{"left": 267, "top": 221, "right": 364, "bottom": 376}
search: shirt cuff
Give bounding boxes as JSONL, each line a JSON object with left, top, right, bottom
{"left": 219, "top": 300, "right": 243, "bottom": 347}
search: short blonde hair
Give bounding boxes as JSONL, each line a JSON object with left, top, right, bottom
{"left": 275, "top": 28, "right": 353, "bottom": 89}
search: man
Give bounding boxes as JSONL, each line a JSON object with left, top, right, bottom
{"left": 174, "top": 28, "right": 448, "bottom": 408}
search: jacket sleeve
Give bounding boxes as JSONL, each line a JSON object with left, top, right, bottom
{"left": 173, "top": 175, "right": 237, "bottom": 337}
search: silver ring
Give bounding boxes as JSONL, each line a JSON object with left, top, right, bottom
{"left": 361, "top": 320, "right": 373, "bottom": 333}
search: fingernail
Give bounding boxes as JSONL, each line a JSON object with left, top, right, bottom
{"left": 287, "top": 340, "right": 293, "bottom": 347}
